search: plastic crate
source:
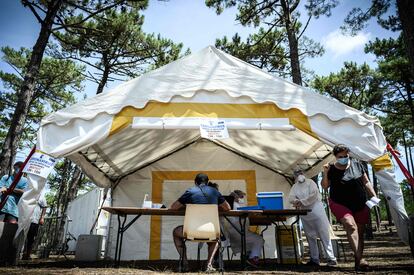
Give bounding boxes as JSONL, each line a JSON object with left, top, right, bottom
{"left": 257, "top": 191, "right": 284, "bottom": 210}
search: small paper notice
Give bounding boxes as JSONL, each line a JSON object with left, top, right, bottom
{"left": 199, "top": 119, "right": 229, "bottom": 140}
{"left": 366, "top": 196, "right": 381, "bottom": 209}
{"left": 23, "top": 150, "right": 56, "bottom": 178}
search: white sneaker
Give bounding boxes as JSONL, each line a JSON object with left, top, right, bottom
{"left": 327, "top": 260, "right": 337, "bottom": 266}
{"left": 206, "top": 263, "right": 216, "bottom": 273}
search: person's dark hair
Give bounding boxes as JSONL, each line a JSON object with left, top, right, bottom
{"left": 233, "top": 190, "right": 246, "bottom": 198}
{"left": 194, "top": 173, "right": 209, "bottom": 186}
{"left": 208, "top": 181, "right": 219, "bottom": 190}
{"left": 332, "top": 144, "right": 350, "bottom": 156}
{"left": 13, "top": 161, "right": 24, "bottom": 168}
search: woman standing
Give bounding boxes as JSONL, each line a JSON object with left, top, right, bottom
{"left": 321, "top": 144, "right": 379, "bottom": 271}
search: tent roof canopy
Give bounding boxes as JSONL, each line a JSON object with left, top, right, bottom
{"left": 38, "top": 46, "right": 386, "bottom": 187}
{"left": 42, "top": 46, "right": 380, "bottom": 128}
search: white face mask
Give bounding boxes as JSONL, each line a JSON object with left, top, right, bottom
{"left": 297, "top": 175, "right": 306, "bottom": 183}
{"left": 238, "top": 198, "right": 245, "bottom": 205}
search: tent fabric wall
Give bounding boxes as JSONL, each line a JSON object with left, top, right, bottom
{"left": 375, "top": 168, "right": 409, "bottom": 242}
{"left": 65, "top": 188, "right": 110, "bottom": 252}
{"left": 106, "top": 140, "right": 292, "bottom": 260}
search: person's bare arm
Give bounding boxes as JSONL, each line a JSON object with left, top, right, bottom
{"left": 39, "top": 207, "right": 47, "bottom": 225}
{"left": 321, "top": 164, "right": 330, "bottom": 190}
{"left": 219, "top": 201, "right": 231, "bottom": 211}
{"left": 361, "top": 173, "right": 377, "bottom": 198}
{"left": 170, "top": 200, "right": 185, "bottom": 210}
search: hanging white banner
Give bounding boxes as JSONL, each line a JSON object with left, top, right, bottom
{"left": 199, "top": 119, "right": 229, "bottom": 140}
{"left": 23, "top": 150, "right": 56, "bottom": 178}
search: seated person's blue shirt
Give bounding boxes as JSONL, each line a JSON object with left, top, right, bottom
{"left": 178, "top": 184, "right": 225, "bottom": 205}
{"left": 0, "top": 175, "right": 28, "bottom": 218}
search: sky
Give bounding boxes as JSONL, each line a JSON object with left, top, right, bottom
{"left": 0, "top": 0, "right": 410, "bottom": 183}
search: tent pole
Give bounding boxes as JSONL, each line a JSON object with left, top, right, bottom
{"left": 0, "top": 146, "right": 36, "bottom": 212}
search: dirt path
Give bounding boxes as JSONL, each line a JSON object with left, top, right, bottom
{"left": 1, "top": 226, "right": 413, "bottom": 274}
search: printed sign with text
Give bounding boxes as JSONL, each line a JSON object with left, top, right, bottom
{"left": 23, "top": 150, "right": 56, "bottom": 178}
{"left": 199, "top": 119, "right": 229, "bottom": 140}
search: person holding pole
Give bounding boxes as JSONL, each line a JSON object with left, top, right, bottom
{"left": 0, "top": 161, "right": 28, "bottom": 223}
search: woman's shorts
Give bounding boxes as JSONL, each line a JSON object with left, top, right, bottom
{"left": 329, "top": 199, "right": 369, "bottom": 224}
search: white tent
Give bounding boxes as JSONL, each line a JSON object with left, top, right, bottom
{"left": 17, "top": 46, "right": 409, "bottom": 260}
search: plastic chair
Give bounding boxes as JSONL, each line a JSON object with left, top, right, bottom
{"left": 181, "top": 204, "right": 224, "bottom": 272}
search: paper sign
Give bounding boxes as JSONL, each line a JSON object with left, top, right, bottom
{"left": 366, "top": 197, "right": 381, "bottom": 209}
{"left": 199, "top": 119, "right": 229, "bottom": 140}
{"left": 23, "top": 150, "right": 56, "bottom": 178}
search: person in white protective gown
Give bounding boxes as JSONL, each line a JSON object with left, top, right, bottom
{"left": 223, "top": 190, "right": 264, "bottom": 268}
{"left": 288, "top": 168, "right": 337, "bottom": 266}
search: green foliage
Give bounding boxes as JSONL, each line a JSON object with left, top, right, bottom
{"left": 215, "top": 29, "right": 289, "bottom": 76}
{"left": 365, "top": 35, "right": 414, "bottom": 146}
{"left": 0, "top": 47, "right": 85, "bottom": 147}
{"left": 53, "top": 8, "right": 185, "bottom": 93}
{"left": 206, "top": 0, "right": 335, "bottom": 84}
{"left": 214, "top": 21, "right": 324, "bottom": 81}
{"left": 311, "top": 62, "right": 383, "bottom": 113}
{"left": 342, "top": 0, "right": 400, "bottom": 34}
{"left": 377, "top": 180, "right": 414, "bottom": 220}
{"left": 401, "top": 180, "right": 414, "bottom": 215}
{"left": 312, "top": 35, "right": 414, "bottom": 148}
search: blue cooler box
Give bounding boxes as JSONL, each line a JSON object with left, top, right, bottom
{"left": 257, "top": 192, "right": 284, "bottom": 210}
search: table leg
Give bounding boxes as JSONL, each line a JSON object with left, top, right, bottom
{"left": 239, "top": 216, "right": 247, "bottom": 269}
{"left": 114, "top": 214, "right": 143, "bottom": 267}
{"left": 290, "top": 215, "right": 300, "bottom": 264}
{"left": 114, "top": 214, "right": 122, "bottom": 266}
{"left": 117, "top": 215, "right": 128, "bottom": 267}
{"left": 273, "top": 222, "right": 282, "bottom": 264}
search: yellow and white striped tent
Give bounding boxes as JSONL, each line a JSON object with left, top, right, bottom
{"left": 20, "top": 46, "right": 408, "bottom": 260}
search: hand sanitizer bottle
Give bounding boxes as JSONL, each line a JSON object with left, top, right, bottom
{"left": 142, "top": 194, "right": 152, "bottom": 208}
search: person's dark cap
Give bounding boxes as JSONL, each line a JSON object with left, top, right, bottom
{"left": 195, "top": 173, "right": 209, "bottom": 185}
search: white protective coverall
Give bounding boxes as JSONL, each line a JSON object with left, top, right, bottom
{"left": 223, "top": 201, "right": 264, "bottom": 259}
{"left": 288, "top": 178, "right": 336, "bottom": 263}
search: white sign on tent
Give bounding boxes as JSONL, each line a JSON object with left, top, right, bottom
{"left": 23, "top": 150, "right": 56, "bottom": 178}
{"left": 199, "top": 119, "right": 229, "bottom": 140}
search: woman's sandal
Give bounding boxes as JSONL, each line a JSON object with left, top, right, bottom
{"left": 355, "top": 258, "right": 370, "bottom": 272}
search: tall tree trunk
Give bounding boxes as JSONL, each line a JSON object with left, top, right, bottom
{"left": 0, "top": 0, "right": 63, "bottom": 175}
{"left": 397, "top": 0, "right": 414, "bottom": 82}
{"left": 96, "top": 54, "right": 110, "bottom": 94}
{"left": 402, "top": 131, "right": 412, "bottom": 175}
{"left": 280, "top": 0, "right": 302, "bottom": 86}
{"left": 403, "top": 83, "right": 414, "bottom": 130}
{"left": 409, "top": 146, "right": 414, "bottom": 176}
{"left": 51, "top": 159, "right": 71, "bottom": 249}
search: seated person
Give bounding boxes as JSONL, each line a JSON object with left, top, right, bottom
{"left": 225, "top": 190, "right": 264, "bottom": 268}
{"left": 207, "top": 181, "right": 219, "bottom": 190}
{"left": 170, "top": 173, "right": 231, "bottom": 272}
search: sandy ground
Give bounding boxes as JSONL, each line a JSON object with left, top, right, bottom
{"left": 1, "top": 225, "right": 413, "bottom": 274}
